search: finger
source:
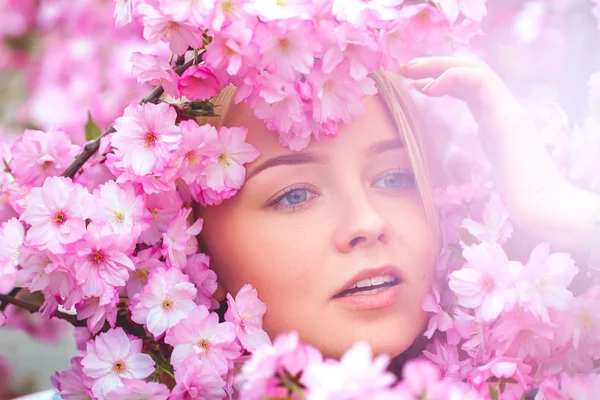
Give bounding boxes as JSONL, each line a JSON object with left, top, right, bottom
{"left": 415, "top": 67, "right": 515, "bottom": 118}
{"left": 406, "top": 78, "right": 435, "bottom": 91}
{"left": 400, "top": 56, "right": 489, "bottom": 80}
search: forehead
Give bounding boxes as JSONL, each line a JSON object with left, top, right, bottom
{"left": 226, "top": 94, "right": 401, "bottom": 161}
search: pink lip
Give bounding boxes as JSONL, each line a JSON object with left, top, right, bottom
{"left": 334, "top": 284, "right": 402, "bottom": 311}
{"left": 331, "top": 265, "right": 404, "bottom": 310}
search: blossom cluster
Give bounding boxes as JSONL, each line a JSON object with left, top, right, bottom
{"left": 0, "top": 0, "right": 162, "bottom": 141}
{"left": 118, "top": 0, "right": 486, "bottom": 150}
{"left": 1, "top": 0, "right": 600, "bottom": 399}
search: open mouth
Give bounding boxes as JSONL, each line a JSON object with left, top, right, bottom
{"left": 332, "top": 276, "right": 403, "bottom": 299}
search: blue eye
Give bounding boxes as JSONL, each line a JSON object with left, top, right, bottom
{"left": 270, "top": 185, "right": 318, "bottom": 211}
{"left": 372, "top": 171, "right": 415, "bottom": 189}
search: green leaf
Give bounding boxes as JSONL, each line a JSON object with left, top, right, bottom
{"left": 84, "top": 111, "right": 102, "bottom": 142}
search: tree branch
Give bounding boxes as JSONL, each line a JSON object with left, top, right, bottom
{"left": 1, "top": 56, "right": 201, "bottom": 315}
{"left": 61, "top": 58, "right": 197, "bottom": 179}
{"left": 0, "top": 293, "right": 84, "bottom": 327}
{"left": 0, "top": 288, "right": 20, "bottom": 312}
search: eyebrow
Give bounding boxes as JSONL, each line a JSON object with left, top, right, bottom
{"left": 367, "top": 138, "right": 405, "bottom": 157}
{"left": 246, "top": 152, "right": 325, "bottom": 181}
{"left": 245, "top": 138, "right": 405, "bottom": 181}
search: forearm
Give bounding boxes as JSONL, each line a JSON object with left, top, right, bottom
{"left": 538, "top": 184, "right": 600, "bottom": 264}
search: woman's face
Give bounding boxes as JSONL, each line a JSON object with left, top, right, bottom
{"left": 198, "top": 94, "right": 438, "bottom": 359}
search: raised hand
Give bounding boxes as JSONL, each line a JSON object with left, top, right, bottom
{"left": 401, "top": 56, "right": 600, "bottom": 263}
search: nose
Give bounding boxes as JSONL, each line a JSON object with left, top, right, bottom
{"left": 333, "top": 192, "right": 390, "bottom": 253}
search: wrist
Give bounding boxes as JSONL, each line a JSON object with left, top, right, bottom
{"left": 541, "top": 183, "right": 600, "bottom": 261}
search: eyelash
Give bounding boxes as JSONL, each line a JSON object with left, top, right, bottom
{"left": 267, "top": 170, "right": 416, "bottom": 213}
{"left": 267, "top": 184, "right": 320, "bottom": 212}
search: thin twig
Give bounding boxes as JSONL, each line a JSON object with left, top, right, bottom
{"left": 1, "top": 56, "right": 203, "bottom": 313}
{"left": 0, "top": 293, "right": 84, "bottom": 327}
{"left": 61, "top": 58, "right": 197, "bottom": 179}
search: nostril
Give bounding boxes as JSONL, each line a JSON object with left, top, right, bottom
{"left": 349, "top": 236, "right": 364, "bottom": 248}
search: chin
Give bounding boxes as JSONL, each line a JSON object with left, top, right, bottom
{"left": 315, "top": 320, "right": 426, "bottom": 361}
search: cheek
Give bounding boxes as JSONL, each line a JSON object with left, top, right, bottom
{"left": 200, "top": 206, "right": 330, "bottom": 306}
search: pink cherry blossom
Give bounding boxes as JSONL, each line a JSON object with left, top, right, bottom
{"left": 76, "top": 293, "right": 119, "bottom": 335}
{"left": 203, "top": 21, "right": 256, "bottom": 76}
{"left": 165, "top": 305, "right": 241, "bottom": 375}
{"left": 95, "top": 181, "right": 152, "bottom": 243}
{"left": 81, "top": 327, "right": 155, "bottom": 399}
{"left": 555, "top": 371, "right": 600, "bottom": 400}
{"left": 159, "top": 0, "right": 211, "bottom": 24}
{"left": 9, "top": 128, "right": 79, "bottom": 187}
{"left": 0, "top": 218, "right": 24, "bottom": 293}
{"left": 489, "top": 310, "right": 554, "bottom": 361}
{"left": 302, "top": 341, "right": 395, "bottom": 399}
{"left": 74, "top": 221, "right": 135, "bottom": 298}
{"left": 437, "top": 0, "right": 488, "bottom": 23}
{"left": 107, "top": 153, "right": 176, "bottom": 195}
{"left": 394, "top": 359, "right": 452, "bottom": 400}
{"left": 422, "top": 286, "right": 455, "bottom": 339}
{"left": 171, "top": 359, "right": 227, "bottom": 400}
{"left": 51, "top": 357, "right": 94, "bottom": 400}
{"left": 468, "top": 356, "right": 533, "bottom": 399}
{"left": 449, "top": 243, "right": 522, "bottom": 322}
{"left": 138, "top": 3, "right": 205, "bottom": 54}
{"left": 243, "top": 0, "right": 314, "bottom": 21}
{"left": 111, "top": 102, "right": 182, "bottom": 176}
{"left": 182, "top": 253, "right": 219, "bottom": 308}
{"left": 178, "top": 66, "right": 221, "bottom": 101}
{"left": 225, "top": 284, "right": 270, "bottom": 352}
{"left": 130, "top": 52, "right": 180, "bottom": 99}
{"left": 126, "top": 246, "right": 165, "bottom": 298}
{"left": 131, "top": 267, "right": 197, "bottom": 337}
{"left": 461, "top": 193, "right": 513, "bottom": 245}
{"left": 331, "top": 0, "right": 403, "bottom": 28}
{"left": 19, "top": 247, "right": 73, "bottom": 299}
{"left": 167, "top": 120, "right": 223, "bottom": 185}
{"left": 113, "top": 0, "right": 133, "bottom": 27}
{"left": 559, "top": 285, "right": 600, "bottom": 350}
{"left": 20, "top": 176, "right": 94, "bottom": 254}
{"left": 161, "top": 207, "right": 203, "bottom": 269}
{"left": 139, "top": 190, "right": 183, "bottom": 245}
{"left": 423, "top": 338, "right": 473, "bottom": 381}
{"left": 237, "top": 331, "right": 322, "bottom": 400}
{"left": 308, "top": 62, "right": 377, "bottom": 125}
{"left": 202, "top": 126, "right": 259, "bottom": 198}
{"left": 253, "top": 21, "right": 320, "bottom": 80}
{"left": 108, "top": 380, "right": 170, "bottom": 400}
{"left": 516, "top": 243, "right": 578, "bottom": 322}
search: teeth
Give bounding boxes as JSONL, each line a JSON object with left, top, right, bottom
{"left": 355, "top": 278, "right": 372, "bottom": 288}
{"left": 371, "top": 276, "right": 385, "bottom": 285}
{"left": 342, "top": 275, "right": 398, "bottom": 295}
{"left": 345, "top": 286, "right": 388, "bottom": 296}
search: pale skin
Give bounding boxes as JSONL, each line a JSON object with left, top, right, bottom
{"left": 198, "top": 93, "right": 438, "bottom": 359}
{"left": 402, "top": 57, "right": 600, "bottom": 268}
{"left": 198, "top": 57, "right": 600, "bottom": 361}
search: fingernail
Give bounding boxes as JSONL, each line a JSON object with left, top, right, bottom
{"left": 422, "top": 80, "right": 436, "bottom": 92}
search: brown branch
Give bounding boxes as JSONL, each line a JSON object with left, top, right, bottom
{"left": 0, "top": 293, "right": 85, "bottom": 327}
{"left": 1, "top": 56, "right": 203, "bottom": 315}
{"left": 0, "top": 288, "right": 20, "bottom": 312}
{"left": 61, "top": 58, "right": 197, "bottom": 179}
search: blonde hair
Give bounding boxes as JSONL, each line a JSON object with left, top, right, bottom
{"left": 196, "top": 71, "right": 442, "bottom": 239}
